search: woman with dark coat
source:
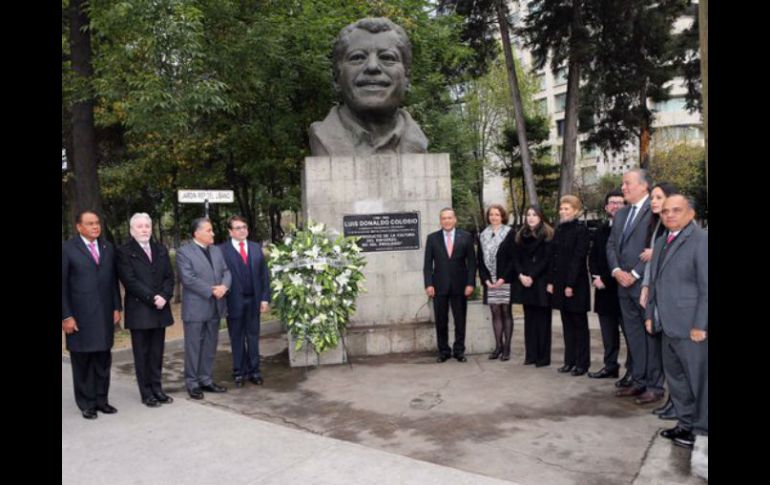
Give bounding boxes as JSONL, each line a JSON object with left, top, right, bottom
{"left": 477, "top": 204, "right": 517, "bottom": 360}
{"left": 547, "top": 195, "right": 591, "bottom": 376}
{"left": 512, "top": 205, "right": 554, "bottom": 367}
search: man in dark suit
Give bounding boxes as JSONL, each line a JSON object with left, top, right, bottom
{"left": 588, "top": 190, "right": 630, "bottom": 381}
{"left": 218, "top": 216, "right": 271, "bottom": 388}
{"left": 607, "top": 169, "right": 665, "bottom": 404}
{"left": 176, "top": 218, "right": 231, "bottom": 400}
{"left": 645, "top": 195, "right": 707, "bottom": 449}
{"left": 116, "top": 213, "right": 175, "bottom": 407}
{"left": 62, "top": 210, "right": 122, "bottom": 419}
{"left": 423, "top": 208, "right": 477, "bottom": 362}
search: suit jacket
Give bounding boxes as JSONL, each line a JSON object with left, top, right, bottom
{"left": 218, "top": 240, "right": 271, "bottom": 318}
{"left": 477, "top": 226, "right": 517, "bottom": 303}
{"left": 176, "top": 241, "right": 231, "bottom": 322}
{"left": 547, "top": 219, "right": 590, "bottom": 312}
{"left": 606, "top": 198, "right": 652, "bottom": 298}
{"left": 589, "top": 222, "right": 621, "bottom": 316}
{"left": 645, "top": 222, "right": 708, "bottom": 338}
{"left": 512, "top": 232, "right": 551, "bottom": 308}
{"left": 116, "top": 239, "right": 174, "bottom": 330}
{"left": 423, "top": 228, "right": 477, "bottom": 296}
{"left": 62, "top": 236, "right": 122, "bottom": 352}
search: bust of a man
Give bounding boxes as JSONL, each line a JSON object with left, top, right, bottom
{"left": 309, "top": 18, "right": 428, "bottom": 157}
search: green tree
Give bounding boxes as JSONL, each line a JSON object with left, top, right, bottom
{"left": 648, "top": 142, "right": 706, "bottom": 221}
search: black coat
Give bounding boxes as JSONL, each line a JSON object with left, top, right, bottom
{"left": 116, "top": 239, "right": 175, "bottom": 330}
{"left": 589, "top": 222, "right": 621, "bottom": 316}
{"left": 62, "top": 236, "right": 122, "bottom": 352}
{"left": 477, "top": 227, "right": 517, "bottom": 304}
{"left": 547, "top": 219, "right": 590, "bottom": 312}
{"left": 512, "top": 232, "right": 551, "bottom": 308}
{"left": 423, "top": 229, "right": 477, "bottom": 296}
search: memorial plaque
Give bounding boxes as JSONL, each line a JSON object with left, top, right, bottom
{"left": 343, "top": 212, "right": 420, "bottom": 252}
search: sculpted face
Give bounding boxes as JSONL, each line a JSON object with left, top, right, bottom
{"left": 335, "top": 28, "right": 408, "bottom": 117}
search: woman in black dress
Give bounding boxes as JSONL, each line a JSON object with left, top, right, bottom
{"left": 547, "top": 195, "right": 591, "bottom": 376}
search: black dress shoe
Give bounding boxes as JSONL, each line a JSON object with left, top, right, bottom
{"left": 557, "top": 365, "right": 574, "bottom": 373}
{"left": 154, "top": 392, "right": 174, "bottom": 404}
{"left": 571, "top": 367, "right": 587, "bottom": 376}
{"left": 652, "top": 399, "right": 674, "bottom": 415}
{"left": 234, "top": 377, "right": 245, "bottom": 388}
{"left": 489, "top": 349, "right": 502, "bottom": 360}
{"left": 200, "top": 383, "right": 227, "bottom": 393}
{"left": 455, "top": 355, "right": 468, "bottom": 362}
{"left": 188, "top": 387, "right": 204, "bottom": 400}
{"left": 96, "top": 404, "right": 118, "bottom": 414}
{"left": 660, "top": 426, "right": 691, "bottom": 440}
{"left": 82, "top": 409, "right": 98, "bottom": 420}
{"left": 500, "top": 353, "right": 510, "bottom": 361}
{"left": 249, "top": 376, "right": 264, "bottom": 385}
{"left": 615, "top": 371, "right": 633, "bottom": 388}
{"left": 535, "top": 362, "right": 550, "bottom": 368}
{"left": 142, "top": 397, "right": 161, "bottom": 408}
{"left": 588, "top": 367, "right": 619, "bottom": 379}
{"left": 523, "top": 360, "right": 535, "bottom": 365}
{"left": 673, "top": 433, "right": 695, "bottom": 449}
{"left": 436, "top": 355, "right": 450, "bottom": 363}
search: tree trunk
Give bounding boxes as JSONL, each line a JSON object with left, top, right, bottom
{"left": 699, "top": 0, "right": 708, "bottom": 199}
{"left": 559, "top": 1, "right": 583, "bottom": 199}
{"left": 68, "top": 0, "right": 104, "bottom": 220}
{"left": 639, "top": 79, "right": 651, "bottom": 169}
{"left": 496, "top": 0, "right": 538, "bottom": 206}
{"left": 559, "top": 62, "right": 580, "bottom": 198}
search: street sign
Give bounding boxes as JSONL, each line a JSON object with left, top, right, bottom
{"left": 178, "top": 190, "right": 234, "bottom": 203}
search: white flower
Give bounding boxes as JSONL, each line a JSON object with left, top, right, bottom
{"left": 333, "top": 245, "right": 341, "bottom": 253}
{"left": 289, "top": 273, "right": 303, "bottom": 287}
{"left": 273, "top": 280, "right": 283, "bottom": 291}
{"left": 284, "top": 237, "right": 293, "bottom": 245}
{"left": 305, "top": 245, "right": 320, "bottom": 259}
{"left": 336, "top": 273, "right": 350, "bottom": 287}
{"left": 290, "top": 250, "right": 298, "bottom": 258}
{"left": 309, "top": 223, "right": 325, "bottom": 235}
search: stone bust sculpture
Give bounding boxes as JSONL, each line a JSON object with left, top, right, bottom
{"left": 309, "top": 17, "right": 428, "bottom": 157}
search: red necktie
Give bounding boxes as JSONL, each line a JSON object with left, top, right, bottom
{"left": 445, "top": 232, "right": 453, "bottom": 257}
{"left": 239, "top": 241, "right": 248, "bottom": 264}
{"left": 666, "top": 233, "right": 676, "bottom": 244}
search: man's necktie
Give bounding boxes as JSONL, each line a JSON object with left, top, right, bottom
{"left": 88, "top": 242, "right": 100, "bottom": 265}
{"left": 446, "top": 232, "right": 453, "bottom": 257}
{"left": 239, "top": 241, "right": 248, "bottom": 264}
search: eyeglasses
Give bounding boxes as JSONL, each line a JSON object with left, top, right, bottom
{"left": 231, "top": 225, "right": 248, "bottom": 230}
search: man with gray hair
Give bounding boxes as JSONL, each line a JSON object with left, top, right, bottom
{"left": 176, "top": 218, "right": 231, "bottom": 400}
{"left": 309, "top": 17, "right": 428, "bottom": 156}
{"left": 116, "top": 213, "right": 175, "bottom": 407}
{"left": 607, "top": 169, "right": 665, "bottom": 404}
{"left": 645, "top": 194, "right": 707, "bottom": 449}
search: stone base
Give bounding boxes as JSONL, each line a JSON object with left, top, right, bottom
{"left": 344, "top": 301, "right": 497, "bottom": 356}
{"left": 287, "top": 334, "right": 348, "bottom": 367}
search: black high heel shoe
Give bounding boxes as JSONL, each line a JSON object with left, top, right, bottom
{"left": 489, "top": 348, "right": 503, "bottom": 360}
{"left": 557, "top": 364, "right": 574, "bottom": 373}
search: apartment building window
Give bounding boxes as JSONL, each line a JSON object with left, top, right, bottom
{"left": 652, "top": 96, "right": 688, "bottom": 113}
{"left": 535, "top": 73, "right": 546, "bottom": 91}
{"left": 580, "top": 142, "right": 599, "bottom": 158}
{"left": 554, "top": 93, "right": 567, "bottom": 112}
{"left": 536, "top": 98, "right": 548, "bottom": 116}
{"left": 556, "top": 119, "right": 565, "bottom": 138}
{"left": 553, "top": 67, "right": 568, "bottom": 86}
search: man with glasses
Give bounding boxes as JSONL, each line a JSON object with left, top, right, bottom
{"left": 219, "top": 216, "right": 271, "bottom": 387}
{"left": 588, "top": 190, "right": 631, "bottom": 383}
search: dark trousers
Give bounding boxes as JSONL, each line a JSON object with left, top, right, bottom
{"left": 524, "top": 305, "right": 552, "bottom": 366}
{"left": 662, "top": 334, "right": 708, "bottom": 435}
{"left": 560, "top": 311, "right": 590, "bottom": 369}
{"left": 70, "top": 350, "right": 112, "bottom": 411}
{"left": 434, "top": 294, "right": 467, "bottom": 357}
{"left": 597, "top": 313, "right": 623, "bottom": 371}
{"left": 226, "top": 297, "right": 262, "bottom": 378}
{"left": 619, "top": 294, "right": 664, "bottom": 392}
{"left": 130, "top": 328, "right": 166, "bottom": 400}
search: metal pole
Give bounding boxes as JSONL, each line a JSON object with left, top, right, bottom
{"left": 204, "top": 199, "right": 210, "bottom": 218}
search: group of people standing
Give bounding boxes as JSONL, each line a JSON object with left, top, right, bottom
{"left": 62, "top": 212, "right": 271, "bottom": 418}
{"left": 423, "top": 168, "right": 707, "bottom": 450}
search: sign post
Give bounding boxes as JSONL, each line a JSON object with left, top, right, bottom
{"left": 178, "top": 190, "right": 234, "bottom": 217}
